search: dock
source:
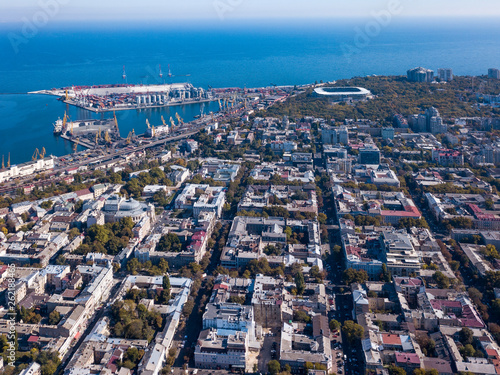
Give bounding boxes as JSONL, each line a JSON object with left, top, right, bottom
{"left": 60, "top": 134, "right": 96, "bottom": 149}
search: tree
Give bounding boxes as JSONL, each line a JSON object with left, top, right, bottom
{"left": 55, "top": 255, "right": 67, "bottom": 265}
{"left": 157, "top": 233, "right": 182, "bottom": 252}
{"left": 127, "top": 258, "right": 140, "bottom": 275}
{"left": 388, "top": 365, "right": 406, "bottom": 375}
{"left": 342, "top": 320, "right": 364, "bottom": 344}
{"left": 380, "top": 263, "right": 391, "bottom": 282}
{"left": 491, "top": 299, "right": 500, "bottom": 323}
{"left": 342, "top": 268, "right": 368, "bottom": 285}
{"left": 295, "top": 271, "right": 305, "bottom": 295}
{"left": 293, "top": 310, "right": 311, "bottom": 323}
{"left": 68, "top": 227, "right": 80, "bottom": 240}
{"left": 48, "top": 310, "right": 61, "bottom": 325}
{"left": 432, "top": 271, "right": 450, "bottom": 289}
{"left": 329, "top": 319, "right": 340, "bottom": 331}
{"left": 462, "top": 344, "right": 476, "bottom": 358}
{"left": 459, "top": 327, "right": 474, "bottom": 346}
{"left": 318, "top": 213, "right": 327, "bottom": 225}
{"left": 268, "top": 360, "right": 281, "bottom": 375}
{"left": 264, "top": 244, "right": 281, "bottom": 256}
{"left": 40, "top": 200, "right": 53, "bottom": 210}
{"left": 159, "top": 258, "right": 169, "bottom": 273}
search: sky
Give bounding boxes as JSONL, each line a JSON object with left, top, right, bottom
{"left": 1, "top": 0, "right": 499, "bottom": 23}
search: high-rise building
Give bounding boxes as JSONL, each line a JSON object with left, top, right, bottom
{"left": 359, "top": 144, "right": 381, "bottom": 165}
{"left": 437, "top": 68, "right": 453, "bottom": 81}
{"left": 488, "top": 68, "right": 500, "bottom": 79}
{"left": 417, "top": 114, "right": 427, "bottom": 133}
{"left": 321, "top": 125, "right": 349, "bottom": 145}
{"left": 429, "top": 116, "right": 447, "bottom": 134}
{"left": 407, "top": 67, "right": 434, "bottom": 82}
{"left": 382, "top": 128, "right": 395, "bottom": 140}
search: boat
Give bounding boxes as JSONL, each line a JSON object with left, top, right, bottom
{"left": 53, "top": 118, "right": 64, "bottom": 135}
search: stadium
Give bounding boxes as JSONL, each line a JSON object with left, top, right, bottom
{"left": 313, "top": 86, "right": 372, "bottom": 101}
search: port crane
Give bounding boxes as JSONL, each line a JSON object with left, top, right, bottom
{"left": 169, "top": 116, "right": 176, "bottom": 128}
{"left": 62, "top": 111, "right": 68, "bottom": 134}
{"left": 113, "top": 112, "right": 120, "bottom": 136}
{"left": 122, "top": 65, "right": 127, "bottom": 81}
{"left": 32, "top": 147, "right": 45, "bottom": 161}
{"left": 104, "top": 131, "right": 111, "bottom": 143}
{"left": 167, "top": 64, "right": 191, "bottom": 79}
{"left": 0, "top": 153, "right": 8, "bottom": 169}
{"left": 126, "top": 130, "right": 135, "bottom": 145}
{"left": 73, "top": 139, "right": 79, "bottom": 153}
{"left": 175, "top": 113, "right": 184, "bottom": 126}
{"left": 161, "top": 116, "right": 169, "bottom": 133}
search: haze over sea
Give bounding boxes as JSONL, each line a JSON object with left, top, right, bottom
{"left": 1, "top": 18, "right": 500, "bottom": 164}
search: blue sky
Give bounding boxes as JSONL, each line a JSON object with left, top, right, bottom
{"left": 1, "top": 0, "right": 499, "bottom": 23}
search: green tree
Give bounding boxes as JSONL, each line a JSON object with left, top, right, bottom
{"left": 127, "top": 258, "right": 140, "bottom": 275}
{"left": 157, "top": 233, "right": 182, "bottom": 252}
{"left": 388, "top": 365, "right": 406, "bottom": 375}
{"left": 268, "top": 360, "right": 281, "bottom": 375}
{"left": 459, "top": 327, "right": 474, "bottom": 346}
{"left": 295, "top": 271, "right": 306, "bottom": 295}
{"left": 40, "top": 200, "right": 53, "bottom": 210}
{"left": 48, "top": 311, "right": 61, "bottom": 325}
{"left": 342, "top": 320, "right": 364, "bottom": 344}
{"left": 342, "top": 268, "right": 368, "bottom": 285}
{"left": 432, "top": 271, "right": 450, "bottom": 289}
{"left": 462, "top": 344, "right": 476, "bottom": 358}
{"left": 329, "top": 319, "right": 340, "bottom": 331}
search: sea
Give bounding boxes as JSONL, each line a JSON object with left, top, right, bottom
{"left": 1, "top": 17, "right": 500, "bottom": 165}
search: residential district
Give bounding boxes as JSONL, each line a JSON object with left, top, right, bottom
{"left": 1, "top": 69, "right": 500, "bottom": 375}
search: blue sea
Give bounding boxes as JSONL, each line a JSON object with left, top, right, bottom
{"left": 1, "top": 18, "right": 500, "bottom": 164}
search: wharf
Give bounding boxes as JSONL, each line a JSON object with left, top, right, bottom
{"left": 60, "top": 134, "right": 95, "bottom": 149}
{"left": 63, "top": 98, "right": 215, "bottom": 113}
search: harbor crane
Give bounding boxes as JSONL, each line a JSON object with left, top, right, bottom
{"left": 40, "top": 147, "right": 46, "bottom": 159}
{"left": 146, "top": 119, "right": 151, "bottom": 129}
{"left": 62, "top": 111, "right": 68, "bottom": 133}
{"left": 167, "top": 64, "right": 191, "bottom": 79}
{"left": 175, "top": 113, "right": 184, "bottom": 126}
{"left": 104, "top": 131, "right": 111, "bottom": 143}
{"left": 32, "top": 148, "right": 40, "bottom": 161}
{"left": 169, "top": 116, "right": 176, "bottom": 128}
{"left": 113, "top": 111, "right": 120, "bottom": 135}
{"left": 0, "top": 153, "right": 8, "bottom": 169}
{"left": 73, "top": 139, "right": 79, "bottom": 153}
{"left": 126, "top": 129, "right": 135, "bottom": 145}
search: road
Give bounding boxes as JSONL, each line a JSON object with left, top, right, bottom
{"left": 57, "top": 277, "right": 124, "bottom": 375}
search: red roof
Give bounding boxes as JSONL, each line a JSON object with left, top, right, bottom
{"left": 213, "top": 283, "right": 229, "bottom": 291}
{"left": 27, "top": 335, "right": 39, "bottom": 343}
{"left": 395, "top": 352, "right": 420, "bottom": 365}
{"left": 381, "top": 333, "right": 402, "bottom": 346}
{"left": 75, "top": 188, "right": 92, "bottom": 197}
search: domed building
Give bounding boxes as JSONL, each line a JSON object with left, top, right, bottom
{"left": 103, "top": 194, "right": 155, "bottom": 223}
